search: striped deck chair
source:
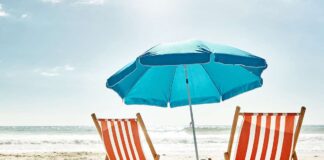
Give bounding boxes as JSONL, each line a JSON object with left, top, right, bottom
{"left": 91, "top": 113, "right": 160, "bottom": 160}
{"left": 224, "top": 106, "right": 306, "bottom": 160}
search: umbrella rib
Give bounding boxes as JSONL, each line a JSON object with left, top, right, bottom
{"left": 201, "top": 64, "right": 223, "bottom": 100}
{"left": 221, "top": 79, "right": 262, "bottom": 101}
{"left": 167, "top": 66, "right": 177, "bottom": 107}
{"left": 123, "top": 67, "right": 151, "bottom": 99}
{"left": 238, "top": 64, "right": 266, "bottom": 76}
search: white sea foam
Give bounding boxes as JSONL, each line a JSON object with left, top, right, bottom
{"left": 0, "top": 125, "right": 323, "bottom": 157}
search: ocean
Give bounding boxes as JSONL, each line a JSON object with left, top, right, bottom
{"left": 0, "top": 125, "right": 323, "bottom": 158}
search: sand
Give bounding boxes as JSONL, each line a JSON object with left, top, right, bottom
{"left": 0, "top": 152, "right": 323, "bottom": 160}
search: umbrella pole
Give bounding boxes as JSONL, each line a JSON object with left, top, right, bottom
{"left": 184, "top": 65, "right": 199, "bottom": 160}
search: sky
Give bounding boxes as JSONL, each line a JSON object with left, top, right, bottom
{"left": 0, "top": 0, "right": 323, "bottom": 126}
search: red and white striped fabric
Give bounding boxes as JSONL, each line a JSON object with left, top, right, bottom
{"left": 99, "top": 118, "right": 146, "bottom": 160}
{"left": 233, "top": 113, "right": 298, "bottom": 160}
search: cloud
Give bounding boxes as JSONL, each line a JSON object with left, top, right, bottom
{"left": 63, "top": 64, "right": 75, "bottom": 71}
{"left": 21, "top": 14, "right": 29, "bottom": 19}
{"left": 0, "top": 4, "right": 9, "bottom": 17}
{"left": 34, "top": 64, "right": 75, "bottom": 77}
{"left": 74, "top": 0, "right": 105, "bottom": 5}
{"left": 41, "top": 0, "right": 106, "bottom": 5}
{"left": 40, "top": 72, "right": 60, "bottom": 77}
{"left": 41, "top": 0, "right": 62, "bottom": 4}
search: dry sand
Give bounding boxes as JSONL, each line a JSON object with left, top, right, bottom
{"left": 0, "top": 152, "right": 323, "bottom": 160}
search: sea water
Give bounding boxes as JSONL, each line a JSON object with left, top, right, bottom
{"left": 0, "top": 125, "right": 323, "bottom": 157}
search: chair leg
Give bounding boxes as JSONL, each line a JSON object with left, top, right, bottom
{"left": 154, "top": 154, "right": 160, "bottom": 160}
{"left": 224, "top": 152, "right": 229, "bottom": 160}
{"left": 292, "top": 152, "right": 298, "bottom": 160}
{"left": 105, "top": 155, "right": 109, "bottom": 160}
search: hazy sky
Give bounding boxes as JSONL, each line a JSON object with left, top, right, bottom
{"left": 0, "top": 0, "right": 323, "bottom": 126}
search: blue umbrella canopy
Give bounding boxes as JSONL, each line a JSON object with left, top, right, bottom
{"left": 107, "top": 40, "right": 267, "bottom": 108}
{"left": 106, "top": 40, "right": 267, "bottom": 160}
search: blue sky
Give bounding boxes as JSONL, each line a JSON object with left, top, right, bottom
{"left": 0, "top": 0, "right": 323, "bottom": 126}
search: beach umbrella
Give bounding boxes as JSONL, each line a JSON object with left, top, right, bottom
{"left": 106, "top": 40, "right": 267, "bottom": 160}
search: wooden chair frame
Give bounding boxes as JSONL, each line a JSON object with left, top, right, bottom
{"left": 91, "top": 113, "right": 160, "bottom": 160}
{"left": 224, "top": 106, "right": 306, "bottom": 160}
